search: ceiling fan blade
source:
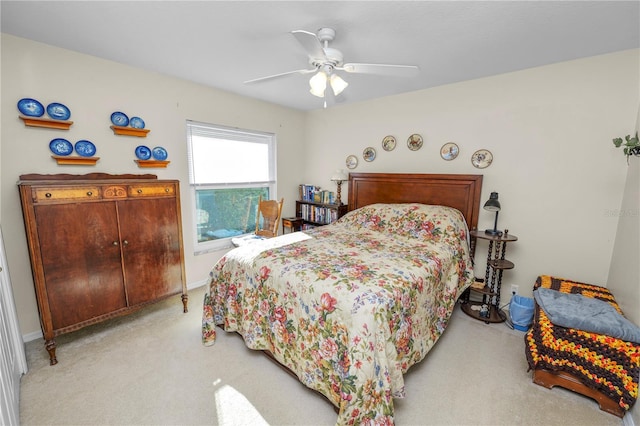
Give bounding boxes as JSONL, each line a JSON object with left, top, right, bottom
{"left": 291, "top": 30, "right": 326, "bottom": 60}
{"left": 340, "top": 63, "right": 420, "bottom": 77}
{"left": 244, "top": 68, "right": 316, "bottom": 84}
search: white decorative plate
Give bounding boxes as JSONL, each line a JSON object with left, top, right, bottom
{"left": 382, "top": 135, "right": 396, "bottom": 151}
{"left": 346, "top": 155, "right": 358, "bottom": 169}
{"left": 440, "top": 142, "right": 459, "bottom": 161}
{"left": 363, "top": 147, "right": 376, "bottom": 162}
{"left": 471, "top": 149, "right": 493, "bottom": 169}
{"left": 407, "top": 134, "right": 423, "bottom": 151}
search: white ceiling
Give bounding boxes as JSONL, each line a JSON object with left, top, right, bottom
{"left": 2, "top": 1, "right": 639, "bottom": 111}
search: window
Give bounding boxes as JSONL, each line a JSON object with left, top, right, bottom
{"left": 186, "top": 120, "right": 276, "bottom": 253}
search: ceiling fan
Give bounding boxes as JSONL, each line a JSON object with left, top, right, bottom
{"left": 244, "top": 28, "right": 419, "bottom": 104}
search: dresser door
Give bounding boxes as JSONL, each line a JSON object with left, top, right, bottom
{"left": 34, "top": 202, "right": 127, "bottom": 329}
{"left": 117, "top": 197, "right": 184, "bottom": 306}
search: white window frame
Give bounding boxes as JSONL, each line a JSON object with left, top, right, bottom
{"left": 186, "top": 120, "right": 277, "bottom": 254}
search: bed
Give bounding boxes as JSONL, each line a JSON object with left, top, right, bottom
{"left": 202, "top": 173, "right": 483, "bottom": 424}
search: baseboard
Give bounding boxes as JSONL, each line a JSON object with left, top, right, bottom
{"left": 623, "top": 410, "right": 636, "bottom": 426}
{"left": 188, "top": 279, "right": 208, "bottom": 290}
{"left": 23, "top": 330, "right": 42, "bottom": 343}
{"left": 23, "top": 279, "right": 209, "bottom": 343}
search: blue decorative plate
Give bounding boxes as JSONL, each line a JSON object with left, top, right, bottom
{"left": 129, "top": 116, "right": 145, "bottom": 129}
{"left": 49, "top": 138, "right": 73, "bottom": 156}
{"left": 152, "top": 146, "right": 168, "bottom": 161}
{"left": 135, "top": 145, "right": 152, "bottom": 160}
{"left": 46, "top": 102, "right": 71, "bottom": 120}
{"left": 18, "top": 98, "right": 45, "bottom": 117}
{"left": 111, "top": 111, "right": 129, "bottom": 127}
{"left": 74, "top": 140, "right": 96, "bottom": 157}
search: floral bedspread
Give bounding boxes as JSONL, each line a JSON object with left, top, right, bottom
{"left": 202, "top": 203, "right": 473, "bottom": 425}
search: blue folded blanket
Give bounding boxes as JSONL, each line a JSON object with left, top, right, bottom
{"left": 534, "top": 287, "right": 640, "bottom": 344}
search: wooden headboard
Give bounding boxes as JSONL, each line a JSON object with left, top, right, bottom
{"left": 347, "top": 173, "right": 483, "bottom": 231}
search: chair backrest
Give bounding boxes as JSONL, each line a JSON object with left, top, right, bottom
{"left": 255, "top": 195, "right": 284, "bottom": 238}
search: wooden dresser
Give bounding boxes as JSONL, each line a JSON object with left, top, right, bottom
{"left": 18, "top": 173, "right": 188, "bottom": 365}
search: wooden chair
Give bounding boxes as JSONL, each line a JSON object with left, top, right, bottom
{"left": 255, "top": 195, "right": 284, "bottom": 238}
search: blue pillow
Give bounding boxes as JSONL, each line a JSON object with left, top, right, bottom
{"left": 534, "top": 288, "right": 640, "bottom": 344}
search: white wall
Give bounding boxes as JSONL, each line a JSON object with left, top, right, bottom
{"left": 1, "top": 33, "right": 638, "bottom": 338}
{"left": 303, "top": 49, "right": 639, "bottom": 307}
{"left": 607, "top": 105, "right": 640, "bottom": 327}
{"left": 1, "top": 34, "right": 306, "bottom": 337}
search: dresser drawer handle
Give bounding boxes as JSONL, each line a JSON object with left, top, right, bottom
{"left": 45, "top": 193, "right": 52, "bottom": 198}
{"left": 137, "top": 189, "right": 143, "bottom": 194}
{"left": 86, "top": 191, "right": 93, "bottom": 197}
{"left": 165, "top": 188, "right": 170, "bottom": 192}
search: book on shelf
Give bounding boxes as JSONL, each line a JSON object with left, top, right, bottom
{"left": 299, "top": 184, "right": 321, "bottom": 202}
{"left": 298, "top": 184, "right": 335, "bottom": 205}
{"left": 320, "top": 190, "right": 335, "bottom": 204}
{"left": 298, "top": 203, "right": 340, "bottom": 225}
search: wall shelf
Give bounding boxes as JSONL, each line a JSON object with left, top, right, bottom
{"left": 51, "top": 156, "right": 99, "bottom": 166}
{"left": 135, "top": 159, "right": 169, "bottom": 168}
{"left": 20, "top": 115, "right": 73, "bottom": 130}
{"left": 110, "top": 126, "right": 150, "bottom": 137}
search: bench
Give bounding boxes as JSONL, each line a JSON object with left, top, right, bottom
{"left": 525, "top": 275, "right": 639, "bottom": 418}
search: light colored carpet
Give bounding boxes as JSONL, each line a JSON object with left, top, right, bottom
{"left": 20, "top": 285, "right": 627, "bottom": 426}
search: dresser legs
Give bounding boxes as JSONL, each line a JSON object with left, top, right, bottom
{"left": 45, "top": 339, "right": 58, "bottom": 366}
{"left": 181, "top": 294, "right": 189, "bottom": 313}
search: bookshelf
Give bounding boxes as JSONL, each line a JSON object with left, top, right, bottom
{"left": 297, "top": 183, "right": 347, "bottom": 228}
{"left": 296, "top": 200, "right": 348, "bottom": 228}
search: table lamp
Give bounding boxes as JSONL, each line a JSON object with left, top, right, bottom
{"left": 330, "top": 169, "right": 348, "bottom": 205}
{"left": 483, "top": 192, "right": 502, "bottom": 236}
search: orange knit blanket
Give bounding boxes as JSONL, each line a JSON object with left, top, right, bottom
{"left": 525, "top": 275, "right": 640, "bottom": 412}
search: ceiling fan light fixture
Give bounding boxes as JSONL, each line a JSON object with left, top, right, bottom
{"left": 309, "top": 71, "right": 327, "bottom": 97}
{"left": 245, "top": 27, "right": 420, "bottom": 107}
{"left": 329, "top": 73, "right": 348, "bottom": 96}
